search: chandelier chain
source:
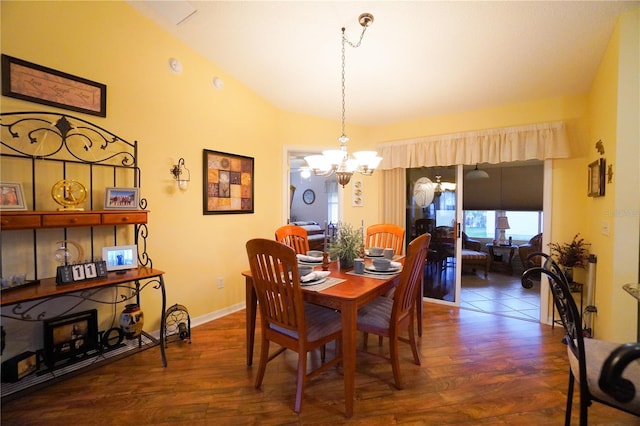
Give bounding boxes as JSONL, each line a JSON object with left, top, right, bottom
{"left": 340, "top": 24, "right": 369, "bottom": 142}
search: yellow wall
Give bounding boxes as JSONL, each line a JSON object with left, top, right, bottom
{"left": 2, "top": 1, "right": 637, "bottom": 349}
{"left": 586, "top": 9, "right": 639, "bottom": 342}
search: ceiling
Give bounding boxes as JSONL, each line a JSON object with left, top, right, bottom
{"left": 129, "top": 1, "right": 637, "bottom": 127}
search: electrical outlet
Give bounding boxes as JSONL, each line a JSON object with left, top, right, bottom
{"left": 217, "top": 277, "right": 224, "bottom": 289}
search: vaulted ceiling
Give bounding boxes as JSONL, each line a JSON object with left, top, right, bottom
{"left": 129, "top": 1, "right": 637, "bottom": 126}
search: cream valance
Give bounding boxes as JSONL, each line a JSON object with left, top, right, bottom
{"left": 376, "top": 121, "right": 570, "bottom": 170}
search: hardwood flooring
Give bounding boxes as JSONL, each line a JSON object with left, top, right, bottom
{"left": 2, "top": 304, "right": 638, "bottom": 425}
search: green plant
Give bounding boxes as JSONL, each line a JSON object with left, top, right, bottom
{"left": 549, "top": 233, "right": 591, "bottom": 268}
{"left": 329, "top": 222, "right": 362, "bottom": 265}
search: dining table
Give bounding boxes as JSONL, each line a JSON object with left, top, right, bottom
{"left": 242, "top": 258, "right": 402, "bottom": 418}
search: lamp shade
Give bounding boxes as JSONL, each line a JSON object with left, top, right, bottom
{"left": 496, "top": 216, "right": 510, "bottom": 230}
{"left": 466, "top": 164, "right": 489, "bottom": 180}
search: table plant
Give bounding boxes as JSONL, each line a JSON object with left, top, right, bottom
{"left": 329, "top": 222, "right": 362, "bottom": 270}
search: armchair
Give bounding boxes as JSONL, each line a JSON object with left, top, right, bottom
{"left": 518, "top": 233, "right": 543, "bottom": 270}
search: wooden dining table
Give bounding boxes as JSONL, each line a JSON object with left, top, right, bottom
{"left": 242, "top": 260, "right": 401, "bottom": 418}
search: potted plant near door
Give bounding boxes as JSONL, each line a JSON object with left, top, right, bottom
{"left": 548, "top": 233, "right": 590, "bottom": 283}
{"left": 329, "top": 222, "right": 362, "bottom": 270}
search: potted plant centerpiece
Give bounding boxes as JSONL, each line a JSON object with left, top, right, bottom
{"left": 549, "top": 233, "right": 590, "bottom": 283}
{"left": 329, "top": 222, "right": 362, "bottom": 270}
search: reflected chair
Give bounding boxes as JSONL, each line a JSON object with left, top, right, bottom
{"left": 275, "top": 225, "right": 310, "bottom": 255}
{"left": 357, "top": 233, "right": 431, "bottom": 389}
{"left": 365, "top": 223, "right": 405, "bottom": 256}
{"left": 245, "top": 238, "right": 343, "bottom": 413}
{"left": 522, "top": 254, "right": 640, "bottom": 425}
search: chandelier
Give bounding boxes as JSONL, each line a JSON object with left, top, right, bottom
{"left": 305, "top": 13, "right": 382, "bottom": 188}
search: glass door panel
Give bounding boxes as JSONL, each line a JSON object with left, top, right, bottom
{"left": 406, "top": 166, "right": 459, "bottom": 304}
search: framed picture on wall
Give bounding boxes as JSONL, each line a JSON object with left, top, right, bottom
{"left": 203, "top": 149, "right": 254, "bottom": 214}
{"left": 1, "top": 54, "right": 107, "bottom": 117}
{"left": 587, "top": 158, "right": 605, "bottom": 197}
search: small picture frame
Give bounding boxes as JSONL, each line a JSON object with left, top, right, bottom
{"left": 104, "top": 187, "right": 139, "bottom": 210}
{"left": 588, "top": 158, "right": 606, "bottom": 197}
{"left": 0, "top": 182, "right": 27, "bottom": 211}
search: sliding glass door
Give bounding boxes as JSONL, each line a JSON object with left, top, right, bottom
{"left": 406, "top": 166, "right": 461, "bottom": 305}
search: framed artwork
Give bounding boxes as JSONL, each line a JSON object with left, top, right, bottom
{"left": 0, "top": 182, "right": 27, "bottom": 211}
{"left": 1, "top": 54, "right": 107, "bottom": 117}
{"left": 104, "top": 187, "right": 139, "bottom": 210}
{"left": 588, "top": 158, "right": 606, "bottom": 197}
{"left": 203, "top": 149, "right": 254, "bottom": 214}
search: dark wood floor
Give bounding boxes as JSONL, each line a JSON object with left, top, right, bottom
{"left": 2, "top": 303, "right": 638, "bottom": 425}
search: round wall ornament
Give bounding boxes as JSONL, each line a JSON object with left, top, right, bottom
{"left": 303, "top": 189, "right": 315, "bottom": 205}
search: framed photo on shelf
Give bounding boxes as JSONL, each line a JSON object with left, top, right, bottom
{"left": 203, "top": 149, "right": 254, "bottom": 214}
{"left": 588, "top": 158, "right": 606, "bottom": 197}
{"left": 1, "top": 54, "right": 107, "bottom": 117}
{"left": 0, "top": 182, "right": 27, "bottom": 211}
{"left": 104, "top": 187, "right": 139, "bottom": 210}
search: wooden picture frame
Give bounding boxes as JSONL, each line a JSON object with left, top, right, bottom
{"left": 104, "top": 187, "right": 139, "bottom": 210}
{"left": 203, "top": 149, "right": 254, "bottom": 214}
{"left": 0, "top": 182, "right": 27, "bottom": 211}
{"left": 1, "top": 54, "right": 107, "bottom": 117}
{"left": 588, "top": 158, "right": 606, "bottom": 197}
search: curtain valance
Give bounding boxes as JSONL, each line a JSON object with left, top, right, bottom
{"left": 376, "top": 121, "right": 570, "bottom": 170}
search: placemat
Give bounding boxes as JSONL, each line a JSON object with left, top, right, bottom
{"left": 346, "top": 269, "right": 402, "bottom": 280}
{"left": 303, "top": 277, "right": 345, "bottom": 292}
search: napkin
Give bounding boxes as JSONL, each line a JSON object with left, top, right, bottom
{"left": 296, "top": 254, "right": 323, "bottom": 263}
{"left": 390, "top": 261, "right": 402, "bottom": 269}
{"left": 300, "top": 270, "right": 331, "bottom": 283}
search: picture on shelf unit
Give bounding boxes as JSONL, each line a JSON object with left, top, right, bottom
{"left": 43, "top": 309, "right": 100, "bottom": 369}
{"left": 104, "top": 187, "right": 139, "bottom": 210}
{"left": 0, "top": 182, "right": 27, "bottom": 211}
{"left": 101, "top": 245, "right": 138, "bottom": 272}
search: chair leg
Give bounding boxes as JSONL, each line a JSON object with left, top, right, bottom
{"left": 565, "top": 369, "right": 574, "bottom": 426}
{"left": 407, "top": 317, "right": 421, "bottom": 366}
{"left": 378, "top": 335, "right": 384, "bottom": 346}
{"left": 389, "top": 329, "right": 403, "bottom": 390}
{"left": 363, "top": 332, "right": 369, "bottom": 348}
{"left": 294, "top": 350, "right": 307, "bottom": 413}
{"left": 255, "top": 337, "right": 269, "bottom": 388}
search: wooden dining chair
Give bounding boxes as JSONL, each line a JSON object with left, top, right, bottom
{"left": 357, "top": 233, "right": 431, "bottom": 389}
{"left": 365, "top": 223, "right": 405, "bottom": 255}
{"left": 275, "top": 224, "right": 310, "bottom": 255}
{"left": 245, "top": 238, "right": 343, "bottom": 413}
{"left": 522, "top": 253, "right": 640, "bottom": 425}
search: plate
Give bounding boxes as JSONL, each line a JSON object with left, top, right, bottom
{"left": 365, "top": 253, "right": 384, "bottom": 258}
{"left": 298, "top": 259, "right": 322, "bottom": 265}
{"left": 365, "top": 265, "right": 401, "bottom": 274}
{"left": 300, "top": 277, "right": 327, "bottom": 286}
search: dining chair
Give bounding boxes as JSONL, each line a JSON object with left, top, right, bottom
{"left": 245, "top": 238, "right": 343, "bottom": 413}
{"left": 522, "top": 253, "right": 640, "bottom": 425}
{"left": 357, "top": 232, "right": 431, "bottom": 389}
{"left": 275, "top": 224, "right": 310, "bottom": 255}
{"left": 365, "top": 223, "right": 405, "bottom": 255}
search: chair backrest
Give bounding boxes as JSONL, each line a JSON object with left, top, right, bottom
{"left": 391, "top": 233, "right": 431, "bottom": 323}
{"left": 275, "top": 225, "right": 310, "bottom": 255}
{"left": 522, "top": 253, "right": 588, "bottom": 398}
{"left": 365, "top": 224, "right": 405, "bottom": 255}
{"left": 246, "top": 238, "right": 307, "bottom": 339}
{"left": 415, "top": 218, "right": 434, "bottom": 236}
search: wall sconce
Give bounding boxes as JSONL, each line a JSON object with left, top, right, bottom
{"left": 170, "top": 158, "right": 190, "bottom": 190}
